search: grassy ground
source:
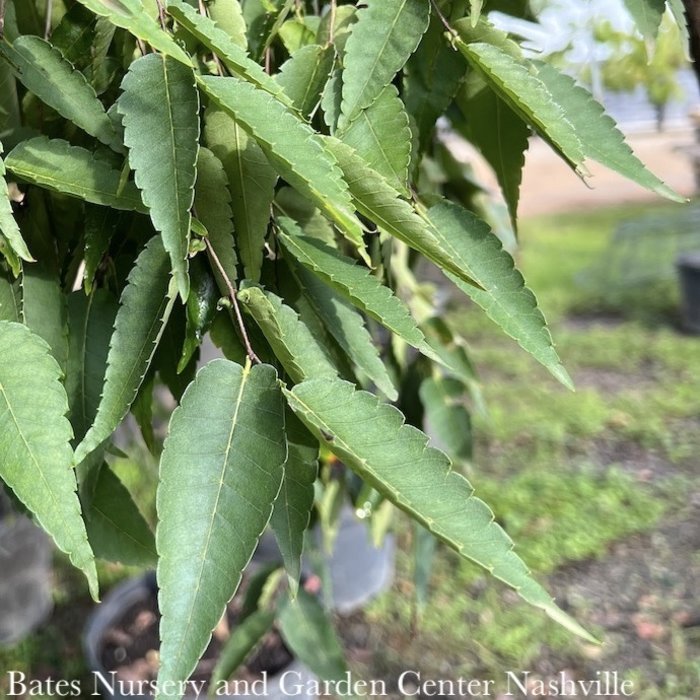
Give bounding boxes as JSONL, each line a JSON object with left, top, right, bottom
{"left": 1, "top": 202, "right": 699, "bottom": 698}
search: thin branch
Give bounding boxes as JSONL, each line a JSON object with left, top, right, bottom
{"left": 329, "top": 0, "right": 337, "bottom": 45}
{"left": 155, "top": 0, "right": 167, "bottom": 30}
{"left": 430, "top": 0, "right": 457, "bottom": 38}
{"left": 204, "top": 238, "right": 261, "bottom": 365}
{"left": 0, "top": 0, "right": 5, "bottom": 40}
{"left": 44, "top": 0, "right": 53, "bottom": 39}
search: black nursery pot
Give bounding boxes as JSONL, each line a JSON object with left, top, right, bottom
{"left": 83, "top": 573, "right": 316, "bottom": 700}
{"left": 677, "top": 252, "right": 700, "bottom": 334}
{"left": 0, "top": 491, "right": 53, "bottom": 645}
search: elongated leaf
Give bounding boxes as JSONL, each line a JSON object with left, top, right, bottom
{"left": 75, "top": 0, "right": 191, "bottom": 65}
{"left": 0, "top": 272, "right": 21, "bottom": 321}
{"left": 325, "top": 138, "right": 479, "bottom": 290}
{"left": 50, "top": 2, "right": 97, "bottom": 69}
{"left": 420, "top": 376, "right": 472, "bottom": 463}
{"left": 119, "top": 53, "right": 200, "bottom": 299}
{"left": 210, "top": 609, "right": 276, "bottom": 686}
{"left": 426, "top": 200, "right": 571, "bottom": 388}
{"left": 84, "top": 462, "right": 157, "bottom": 567}
{"left": 270, "top": 408, "right": 318, "bottom": 595}
{"left": 74, "top": 237, "right": 175, "bottom": 464}
{"left": 194, "top": 148, "right": 238, "bottom": 291}
{"left": 279, "top": 589, "right": 353, "bottom": 684}
{"left": 200, "top": 76, "right": 367, "bottom": 262}
{"left": 207, "top": 0, "right": 248, "bottom": 49}
{"left": 278, "top": 222, "right": 429, "bottom": 357}
{"left": 0, "top": 321, "right": 98, "bottom": 599}
{"left": 167, "top": 0, "right": 293, "bottom": 109}
{"left": 5, "top": 137, "right": 145, "bottom": 211}
{"left": 204, "top": 108, "right": 275, "bottom": 283}
{"left": 339, "top": 0, "right": 430, "bottom": 128}
{"left": 285, "top": 377, "right": 595, "bottom": 641}
{"left": 65, "top": 290, "right": 118, "bottom": 443}
{"left": 532, "top": 61, "right": 683, "bottom": 202}
{"left": 623, "top": 0, "right": 666, "bottom": 39}
{"left": 1, "top": 36, "right": 121, "bottom": 151}
{"left": 295, "top": 265, "right": 397, "bottom": 401}
{"left": 156, "top": 360, "right": 287, "bottom": 700}
{"left": 83, "top": 205, "right": 120, "bottom": 294}
{"left": 0, "top": 140, "right": 32, "bottom": 262}
{"left": 277, "top": 44, "right": 335, "bottom": 118}
{"left": 340, "top": 85, "right": 411, "bottom": 196}
{"left": 237, "top": 284, "right": 337, "bottom": 383}
{"left": 456, "top": 77, "right": 529, "bottom": 228}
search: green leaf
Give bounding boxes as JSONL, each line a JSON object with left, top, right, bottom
{"left": 199, "top": 76, "right": 367, "bottom": 263}
{"left": 0, "top": 36, "right": 121, "bottom": 152}
{"left": 74, "top": 237, "right": 175, "bottom": 465}
{"left": 65, "top": 290, "right": 118, "bottom": 443}
{"left": 426, "top": 200, "right": 572, "bottom": 389}
{"left": 237, "top": 284, "right": 338, "bottom": 383}
{"left": 84, "top": 461, "right": 157, "bottom": 567}
{"left": 49, "top": 2, "right": 97, "bottom": 69}
{"left": 340, "top": 85, "right": 411, "bottom": 196}
{"left": 0, "top": 320, "right": 98, "bottom": 599}
{"left": 83, "top": 205, "right": 120, "bottom": 294}
{"left": 324, "top": 138, "right": 480, "bottom": 290}
{"left": 0, "top": 140, "right": 32, "bottom": 262}
{"left": 210, "top": 609, "right": 276, "bottom": 687}
{"left": 532, "top": 61, "right": 683, "bottom": 203}
{"left": 207, "top": 0, "right": 248, "bottom": 49}
{"left": 279, "top": 589, "right": 353, "bottom": 685}
{"left": 74, "top": 0, "right": 191, "bottom": 65}
{"left": 278, "top": 222, "right": 429, "bottom": 358}
{"left": 277, "top": 44, "right": 335, "bottom": 118}
{"left": 156, "top": 360, "right": 287, "bottom": 700}
{"left": 0, "top": 271, "right": 21, "bottom": 321}
{"left": 456, "top": 77, "right": 529, "bottom": 228}
{"left": 270, "top": 408, "right": 318, "bottom": 595}
{"left": 194, "top": 148, "right": 238, "bottom": 291}
{"left": 622, "top": 0, "right": 666, "bottom": 40}
{"left": 5, "top": 137, "right": 145, "bottom": 211}
{"left": 295, "top": 265, "right": 397, "bottom": 401}
{"left": 119, "top": 53, "right": 200, "bottom": 299}
{"left": 204, "top": 106, "right": 276, "bottom": 283}
{"left": 420, "top": 376, "right": 472, "bottom": 463}
{"left": 285, "top": 377, "right": 596, "bottom": 642}
{"left": 339, "top": 0, "right": 431, "bottom": 129}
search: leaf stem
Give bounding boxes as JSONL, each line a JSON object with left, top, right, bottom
{"left": 429, "top": 0, "right": 457, "bottom": 38}
{"left": 44, "top": 0, "right": 53, "bottom": 39}
{"left": 204, "top": 237, "right": 261, "bottom": 366}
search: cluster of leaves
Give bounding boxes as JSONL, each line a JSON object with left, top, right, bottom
{"left": 0, "top": 0, "right": 683, "bottom": 695}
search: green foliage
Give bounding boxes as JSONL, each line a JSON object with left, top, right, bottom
{"left": 0, "top": 1, "right": 687, "bottom": 692}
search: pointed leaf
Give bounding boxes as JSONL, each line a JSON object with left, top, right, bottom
{"left": 194, "top": 148, "right": 238, "bottom": 290}
{"left": 533, "top": 61, "right": 683, "bottom": 202}
{"left": 295, "top": 265, "right": 397, "bottom": 401}
{"left": 65, "top": 290, "right": 118, "bottom": 443}
{"left": 285, "top": 377, "right": 595, "bottom": 642}
{"left": 74, "top": 237, "right": 175, "bottom": 464}
{"left": 204, "top": 106, "right": 275, "bottom": 283}
{"left": 278, "top": 222, "right": 430, "bottom": 357}
{"left": 210, "top": 609, "right": 276, "bottom": 686}
{"left": 278, "top": 589, "right": 352, "bottom": 684}
{"left": 5, "top": 137, "right": 145, "bottom": 211}
{"left": 426, "top": 200, "right": 571, "bottom": 388}
{"left": 270, "top": 408, "right": 318, "bottom": 595}
{"left": 325, "top": 138, "right": 480, "bottom": 289}
{"left": 623, "top": 0, "right": 666, "bottom": 40}
{"left": 167, "top": 0, "right": 293, "bottom": 108}
{"left": 84, "top": 462, "right": 157, "bottom": 567}
{"left": 0, "top": 140, "right": 32, "bottom": 262}
{"left": 207, "top": 0, "right": 248, "bottom": 49}
{"left": 340, "top": 84, "right": 411, "bottom": 196}
{"left": 0, "top": 321, "right": 98, "bottom": 598}
{"left": 456, "top": 78, "right": 529, "bottom": 228}
{"left": 74, "top": 0, "right": 191, "bottom": 65}
{"left": 156, "top": 360, "right": 287, "bottom": 700}
{"left": 119, "top": 53, "right": 200, "bottom": 299}
{"left": 339, "top": 0, "right": 430, "bottom": 128}
{"left": 199, "top": 75, "right": 367, "bottom": 262}
{"left": 0, "top": 271, "right": 21, "bottom": 321}
{"left": 237, "top": 284, "right": 338, "bottom": 383}
{"left": 277, "top": 44, "right": 335, "bottom": 118}
{"left": 0, "top": 36, "right": 121, "bottom": 151}
{"left": 83, "top": 205, "right": 121, "bottom": 293}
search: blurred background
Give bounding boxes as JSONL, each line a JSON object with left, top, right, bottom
{"left": 2, "top": 0, "right": 699, "bottom": 698}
